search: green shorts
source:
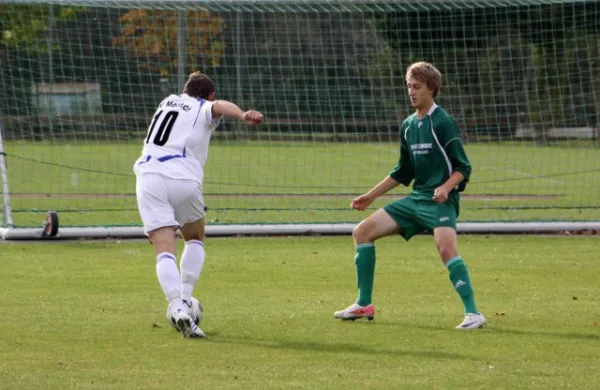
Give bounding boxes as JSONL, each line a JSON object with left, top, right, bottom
{"left": 383, "top": 197, "right": 458, "bottom": 241}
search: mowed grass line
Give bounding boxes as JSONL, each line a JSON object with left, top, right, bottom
{"left": 0, "top": 235, "right": 598, "bottom": 389}
{"left": 5, "top": 140, "right": 600, "bottom": 196}
{"left": 4, "top": 140, "right": 600, "bottom": 226}
{"left": 8, "top": 196, "right": 600, "bottom": 228}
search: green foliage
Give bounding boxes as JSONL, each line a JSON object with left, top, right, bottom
{"left": 1, "top": 2, "right": 598, "bottom": 126}
{"left": 0, "top": 5, "right": 81, "bottom": 52}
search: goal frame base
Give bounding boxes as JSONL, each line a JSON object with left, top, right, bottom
{"left": 2, "top": 222, "right": 599, "bottom": 240}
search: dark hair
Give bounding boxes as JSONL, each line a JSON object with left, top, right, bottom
{"left": 184, "top": 72, "right": 215, "bottom": 99}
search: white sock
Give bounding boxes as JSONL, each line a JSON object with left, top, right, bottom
{"left": 156, "top": 252, "right": 185, "bottom": 312}
{"left": 180, "top": 240, "right": 205, "bottom": 301}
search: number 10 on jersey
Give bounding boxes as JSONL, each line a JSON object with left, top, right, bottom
{"left": 146, "top": 110, "right": 179, "bottom": 146}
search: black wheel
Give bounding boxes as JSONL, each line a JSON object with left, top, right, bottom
{"left": 42, "top": 211, "right": 59, "bottom": 237}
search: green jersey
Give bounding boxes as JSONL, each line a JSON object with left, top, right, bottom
{"left": 389, "top": 104, "right": 471, "bottom": 205}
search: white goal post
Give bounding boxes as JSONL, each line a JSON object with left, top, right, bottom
{"left": 2, "top": 222, "right": 600, "bottom": 240}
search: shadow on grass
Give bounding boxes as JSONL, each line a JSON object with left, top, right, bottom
{"left": 206, "top": 333, "right": 476, "bottom": 361}
{"left": 490, "top": 327, "right": 600, "bottom": 341}
{"left": 372, "top": 320, "right": 600, "bottom": 341}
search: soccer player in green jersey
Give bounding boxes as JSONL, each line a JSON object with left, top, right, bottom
{"left": 334, "top": 62, "right": 486, "bottom": 329}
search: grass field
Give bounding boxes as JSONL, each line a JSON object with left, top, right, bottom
{"left": 0, "top": 235, "right": 598, "bottom": 389}
{"left": 3, "top": 140, "right": 600, "bottom": 227}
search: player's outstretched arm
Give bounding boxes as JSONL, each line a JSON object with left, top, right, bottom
{"left": 212, "top": 100, "right": 264, "bottom": 126}
{"left": 351, "top": 176, "right": 400, "bottom": 211}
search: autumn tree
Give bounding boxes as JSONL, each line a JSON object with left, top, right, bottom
{"left": 113, "top": 9, "right": 225, "bottom": 76}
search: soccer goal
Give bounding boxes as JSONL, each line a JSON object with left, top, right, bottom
{"left": 0, "top": 0, "right": 599, "bottom": 239}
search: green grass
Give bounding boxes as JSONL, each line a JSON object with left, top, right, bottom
{"left": 3, "top": 140, "right": 600, "bottom": 226}
{"left": 0, "top": 235, "right": 599, "bottom": 389}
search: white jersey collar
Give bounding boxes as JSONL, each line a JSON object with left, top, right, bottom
{"left": 415, "top": 102, "right": 438, "bottom": 119}
{"left": 427, "top": 102, "right": 438, "bottom": 116}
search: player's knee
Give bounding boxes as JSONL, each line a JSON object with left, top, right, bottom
{"left": 351, "top": 224, "right": 362, "bottom": 243}
{"left": 149, "top": 228, "right": 177, "bottom": 255}
{"left": 437, "top": 244, "right": 457, "bottom": 262}
{"left": 352, "top": 221, "right": 373, "bottom": 244}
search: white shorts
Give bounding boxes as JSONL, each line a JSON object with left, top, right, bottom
{"left": 136, "top": 173, "right": 206, "bottom": 234}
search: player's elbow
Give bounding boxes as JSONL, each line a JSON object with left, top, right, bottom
{"left": 460, "top": 168, "right": 471, "bottom": 182}
{"left": 453, "top": 164, "right": 471, "bottom": 182}
{"left": 389, "top": 173, "right": 411, "bottom": 187}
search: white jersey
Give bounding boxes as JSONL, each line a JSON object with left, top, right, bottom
{"left": 133, "top": 93, "right": 221, "bottom": 183}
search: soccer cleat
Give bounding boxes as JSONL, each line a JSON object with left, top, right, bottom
{"left": 334, "top": 302, "right": 375, "bottom": 321}
{"left": 182, "top": 298, "right": 204, "bottom": 325}
{"left": 182, "top": 299, "right": 198, "bottom": 324}
{"left": 172, "top": 309, "right": 205, "bottom": 338}
{"left": 456, "top": 312, "right": 486, "bottom": 329}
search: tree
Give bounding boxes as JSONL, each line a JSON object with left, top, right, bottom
{"left": 113, "top": 9, "right": 225, "bottom": 76}
{"left": 0, "top": 5, "right": 80, "bottom": 52}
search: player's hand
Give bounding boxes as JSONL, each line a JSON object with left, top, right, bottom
{"left": 243, "top": 110, "right": 264, "bottom": 126}
{"left": 432, "top": 186, "right": 449, "bottom": 203}
{"left": 351, "top": 194, "right": 374, "bottom": 211}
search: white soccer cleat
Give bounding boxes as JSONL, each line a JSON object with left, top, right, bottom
{"left": 456, "top": 312, "right": 486, "bottom": 329}
{"left": 334, "top": 302, "right": 375, "bottom": 321}
{"left": 182, "top": 298, "right": 203, "bottom": 326}
{"left": 172, "top": 309, "right": 206, "bottom": 338}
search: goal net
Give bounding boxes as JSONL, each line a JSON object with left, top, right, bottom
{"left": 0, "top": 0, "right": 599, "bottom": 235}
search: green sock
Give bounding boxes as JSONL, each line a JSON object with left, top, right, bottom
{"left": 355, "top": 243, "right": 376, "bottom": 306}
{"left": 446, "top": 256, "right": 478, "bottom": 314}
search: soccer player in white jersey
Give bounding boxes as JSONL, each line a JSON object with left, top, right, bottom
{"left": 134, "top": 72, "right": 264, "bottom": 338}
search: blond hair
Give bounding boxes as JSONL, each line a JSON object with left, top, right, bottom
{"left": 405, "top": 62, "right": 442, "bottom": 98}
